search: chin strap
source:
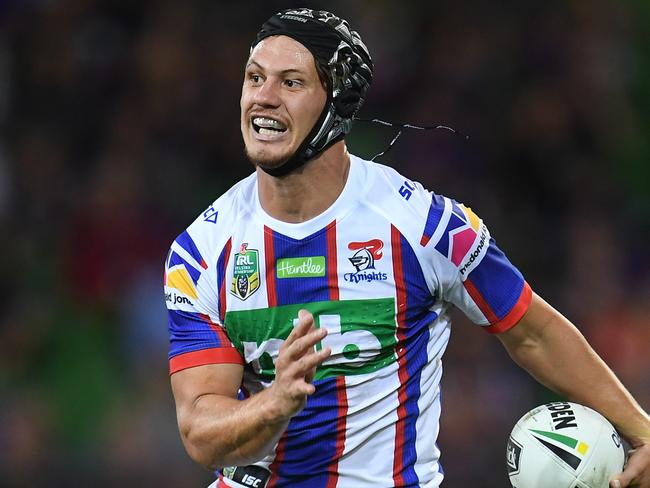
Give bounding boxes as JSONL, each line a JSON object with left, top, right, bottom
{"left": 353, "top": 117, "right": 469, "bottom": 161}
{"left": 259, "top": 91, "right": 347, "bottom": 178}
{"left": 259, "top": 115, "right": 469, "bottom": 177}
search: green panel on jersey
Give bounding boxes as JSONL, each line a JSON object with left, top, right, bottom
{"left": 224, "top": 298, "right": 398, "bottom": 380}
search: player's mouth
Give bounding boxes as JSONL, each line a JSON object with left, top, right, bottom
{"left": 251, "top": 116, "right": 288, "bottom": 141}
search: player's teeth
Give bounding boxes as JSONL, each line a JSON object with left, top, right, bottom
{"left": 253, "top": 117, "right": 286, "bottom": 130}
{"left": 259, "top": 127, "right": 282, "bottom": 136}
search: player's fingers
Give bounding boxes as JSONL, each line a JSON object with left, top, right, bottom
{"left": 284, "top": 327, "right": 327, "bottom": 360}
{"left": 294, "top": 350, "right": 331, "bottom": 395}
{"left": 280, "top": 309, "right": 314, "bottom": 349}
{"left": 290, "top": 346, "right": 331, "bottom": 378}
{"left": 282, "top": 310, "right": 314, "bottom": 347}
{"left": 304, "top": 347, "right": 331, "bottom": 383}
{"left": 298, "top": 308, "right": 314, "bottom": 326}
{"left": 296, "top": 382, "right": 316, "bottom": 396}
{"left": 610, "top": 444, "right": 650, "bottom": 488}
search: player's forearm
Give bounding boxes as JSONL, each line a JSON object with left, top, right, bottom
{"left": 500, "top": 294, "right": 650, "bottom": 446}
{"left": 179, "top": 388, "right": 290, "bottom": 469}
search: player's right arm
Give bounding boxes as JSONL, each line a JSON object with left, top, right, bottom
{"left": 171, "top": 310, "right": 331, "bottom": 470}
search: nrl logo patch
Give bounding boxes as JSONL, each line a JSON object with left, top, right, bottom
{"left": 231, "top": 243, "right": 260, "bottom": 300}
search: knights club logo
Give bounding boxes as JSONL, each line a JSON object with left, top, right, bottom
{"left": 345, "top": 239, "right": 388, "bottom": 284}
{"left": 231, "top": 243, "right": 260, "bottom": 300}
{"left": 348, "top": 239, "right": 383, "bottom": 271}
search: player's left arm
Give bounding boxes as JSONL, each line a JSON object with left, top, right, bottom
{"left": 498, "top": 292, "right": 650, "bottom": 488}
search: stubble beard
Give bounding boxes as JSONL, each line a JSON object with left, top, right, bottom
{"left": 243, "top": 142, "right": 297, "bottom": 171}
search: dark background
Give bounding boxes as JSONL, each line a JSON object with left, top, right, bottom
{"left": 1, "top": 0, "right": 648, "bottom": 486}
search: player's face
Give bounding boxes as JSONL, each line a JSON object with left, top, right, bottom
{"left": 240, "top": 35, "right": 327, "bottom": 170}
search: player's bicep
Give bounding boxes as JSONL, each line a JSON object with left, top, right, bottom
{"left": 497, "top": 292, "right": 566, "bottom": 353}
{"left": 171, "top": 362, "right": 245, "bottom": 439}
{"left": 172, "top": 363, "right": 244, "bottom": 408}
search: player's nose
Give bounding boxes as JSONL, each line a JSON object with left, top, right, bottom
{"left": 252, "top": 78, "right": 281, "bottom": 107}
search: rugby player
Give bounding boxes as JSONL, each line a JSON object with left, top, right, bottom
{"left": 165, "top": 9, "right": 650, "bottom": 488}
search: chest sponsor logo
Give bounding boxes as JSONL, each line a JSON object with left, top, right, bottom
{"left": 225, "top": 298, "right": 398, "bottom": 380}
{"left": 344, "top": 239, "right": 388, "bottom": 283}
{"left": 231, "top": 243, "right": 260, "bottom": 300}
{"left": 276, "top": 256, "right": 326, "bottom": 279}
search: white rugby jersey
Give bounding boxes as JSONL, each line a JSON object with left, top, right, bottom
{"left": 165, "top": 154, "right": 532, "bottom": 488}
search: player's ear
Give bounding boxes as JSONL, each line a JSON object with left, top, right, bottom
{"left": 334, "top": 88, "right": 361, "bottom": 118}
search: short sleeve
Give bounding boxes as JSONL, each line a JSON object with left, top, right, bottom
{"left": 423, "top": 195, "right": 532, "bottom": 334}
{"left": 164, "top": 229, "right": 243, "bottom": 374}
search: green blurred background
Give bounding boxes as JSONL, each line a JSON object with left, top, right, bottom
{"left": 0, "top": 0, "right": 648, "bottom": 486}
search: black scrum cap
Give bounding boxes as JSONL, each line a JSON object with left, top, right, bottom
{"left": 250, "top": 8, "right": 373, "bottom": 176}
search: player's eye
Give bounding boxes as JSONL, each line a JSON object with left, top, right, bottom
{"left": 285, "top": 79, "right": 301, "bottom": 88}
{"left": 248, "top": 73, "right": 263, "bottom": 84}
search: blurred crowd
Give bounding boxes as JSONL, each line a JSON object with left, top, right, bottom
{"left": 0, "top": 0, "right": 648, "bottom": 486}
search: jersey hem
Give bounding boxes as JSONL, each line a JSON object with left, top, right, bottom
{"left": 483, "top": 281, "right": 532, "bottom": 334}
{"left": 169, "top": 347, "right": 244, "bottom": 375}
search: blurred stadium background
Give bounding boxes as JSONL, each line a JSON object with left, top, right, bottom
{"left": 1, "top": 0, "right": 648, "bottom": 486}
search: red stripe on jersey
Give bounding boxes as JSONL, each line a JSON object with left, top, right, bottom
{"left": 217, "top": 473, "right": 233, "bottom": 488}
{"left": 326, "top": 220, "right": 339, "bottom": 301}
{"left": 219, "top": 238, "right": 232, "bottom": 323}
{"left": 463, "top": 278, "right": 500, "bottom": 324}
{"left": 326, "top": 376, "right": 349, "bottom": 488}
{"left": 391, "top": 225, "right": 410, "bottom": 486}
{"left": 199, "top": 313, "right": 233, "bottom": 347}
{"left": 484, "top": 281, "right": 533, "bottom": 334}
{"left": 420, "top": 234, "right": 431, "bottom": 247}
{"left": 169, "top": 348, "right": 243, "bottom": 374}
{"left": 264, "top": 226, "right": 278, "bottom": 308}
{"left": 267, "top": 433, "right": 288, "bottom": 488}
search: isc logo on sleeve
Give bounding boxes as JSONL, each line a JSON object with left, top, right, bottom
{"left": 222, "top": 465, "right": 270, "bottom": 488}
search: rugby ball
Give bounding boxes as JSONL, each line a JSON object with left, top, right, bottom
{"left": 507, "top": 402, "right": 625, "bottom": 488}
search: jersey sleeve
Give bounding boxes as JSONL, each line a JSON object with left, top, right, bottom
{"left": 164, "top": 229, "right": 243, "bottom": 374}
{"left": 422, "top": 193, "right": 532, "bottom": 333}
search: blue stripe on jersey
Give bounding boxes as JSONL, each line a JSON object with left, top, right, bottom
{"left": 422, "top": 193, "right": 446, "bottom": 242}
{"left": 450, "top": 200, "right": 467, "bottom": 223}
{"left": 402, "top": 233, "right": 437, "bottom": 323}
{"left": 175, "top": 230, "right": 206, "bottom": 268}
{"left": 271, "top": 228, "right": 330, "bottom": 306}
{"left": 168, "top": 251, "right": 202, "bottom": 284}
{"left": 467, "top": 238, "right": 525, "bottom": 319}
{"left": 168, "top": 310, "right": 223, "bottom": 360}
{"left": 273, "top": 376, "right": 340, "bottom": 487}
{"left": 399, "top": 233, "right": 436, "bottom": 486}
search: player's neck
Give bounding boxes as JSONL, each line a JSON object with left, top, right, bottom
{"left": 257, "top": 141, "right": 351, "bottom": 224}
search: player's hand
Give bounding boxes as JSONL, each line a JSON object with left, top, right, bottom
{"left": 267, "top": 309, "right": 331, "bottom": 421}
{"left": 611, "top": 442, "right": 650, "bottom": 487}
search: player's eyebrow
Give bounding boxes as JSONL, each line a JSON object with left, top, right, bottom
{"left": 245, "top": 59, "right": 307, "bottom": 76}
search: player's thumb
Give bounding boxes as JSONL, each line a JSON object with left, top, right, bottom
{"left": 610, "top": 472, "right": 631, "bottom": 487}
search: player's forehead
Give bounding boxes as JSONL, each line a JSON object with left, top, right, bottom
{"left": 246, "top": 35, "right": 317, "bottom": 76}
